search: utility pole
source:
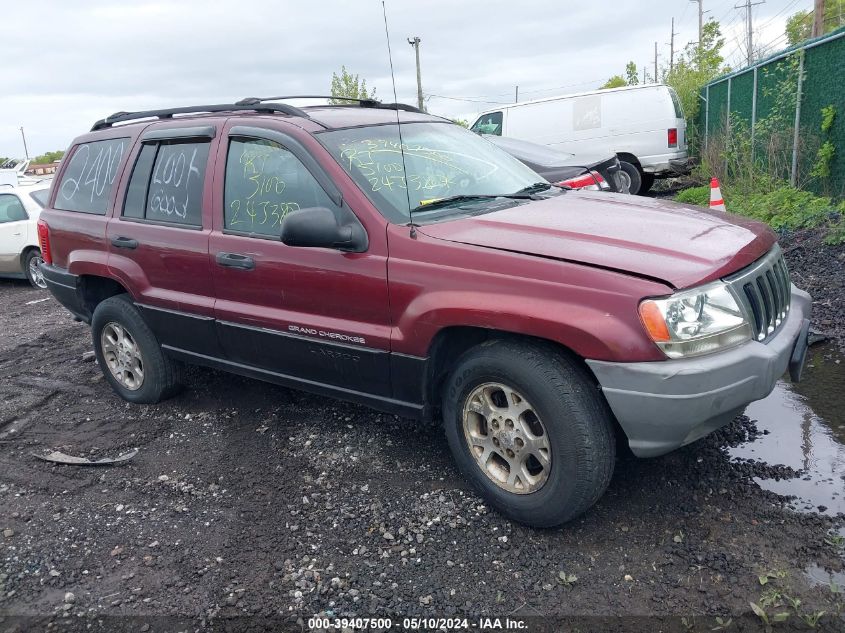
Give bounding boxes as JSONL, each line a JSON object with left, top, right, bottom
{"left": 407, "top": 36, "right": 423, "bottom": 111}
{"left": 812, "top": 0, "right": 826, "bottom": 37}
{"left": 654, "top": 41, "right": 658, "bottom": 82}
{"left": 642, "top": 64, "right": 647, "bottom": 84}
{"left": 669, "top": 16, "right": 679, "bottom": 73}
{"left": 515, "top": 85, "right": 519, "bottom": 103}
{"left": 690, "top": 0, "right": 704, "bottom": 55}
{"left": 736, "top": 0, "right": 765, "bottom": 66}
{"left": 19, "top": 127, "right": 29, "bottom": 160}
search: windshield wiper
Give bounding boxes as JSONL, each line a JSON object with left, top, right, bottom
{"left": 412, "top": 193, "right": 533, "bottom": 214}
{"left": 512, "top": 182, "right": 554, "bottom": 195}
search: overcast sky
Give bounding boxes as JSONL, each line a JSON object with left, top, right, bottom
{"left": 1, "top": 0, "right": 809, "bottom": 158}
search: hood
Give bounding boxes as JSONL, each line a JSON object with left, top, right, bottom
{"left": 417, "top": 192, "right": 776, "bottom": 289}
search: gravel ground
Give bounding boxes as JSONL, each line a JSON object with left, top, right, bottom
{"left": 780, "top": 227, "right": 845, "bottom": 351}
{"left": 0, "top": 245, "right": 844, "bottom": 632}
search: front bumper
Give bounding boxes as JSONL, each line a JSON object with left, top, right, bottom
{"left": 586, "top": 286, "right": 811, "bottom": 458}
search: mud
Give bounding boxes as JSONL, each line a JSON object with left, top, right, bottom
{"left": 0, "top": 272, "right": 843, "bottom": 632}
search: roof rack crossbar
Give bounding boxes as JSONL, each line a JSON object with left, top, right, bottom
{"left": 90, "top": 102, "right": 310, "bottom": 131}
{"left": 236, "top": 95, "right": 426, "bottom": 114}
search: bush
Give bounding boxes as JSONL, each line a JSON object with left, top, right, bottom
{"left": 674, "top": 183, "right": 844, "bottom": 241}
{"left": 675, "top": 186, "right": 711, "bottom": 207}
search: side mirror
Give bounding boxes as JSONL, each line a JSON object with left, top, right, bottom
{"left": 280, "top": 207, "right": 368, "bottom": 253}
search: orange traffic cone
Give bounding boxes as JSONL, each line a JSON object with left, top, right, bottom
{"left": 709, "top": 178, "right": 726, "bottom": 212}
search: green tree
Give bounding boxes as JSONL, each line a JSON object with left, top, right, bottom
{"left": 786, "top": 2, "right": 845, "bottom": 45}
{"left": 665, "top": 19, "right": 730, "bottom": 123}
{"left": 600, "top": 75, "right": 628, "bottom": 89}
{"left": 329, "top": 66, "right": 376, "bottom": 104}
{"left": 625, "top": 61, "right": 639, "bottom": 85}
{"left": 31, "top": 150, "right": 64, "bottom": 164}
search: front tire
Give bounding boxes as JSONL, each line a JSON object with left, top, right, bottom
{"left": 91, "top": 295, "right": 182, "bottom": 404}
{"left": 442, "top": 340, "right": 615, "bottom": 527}
{"left": 24, "top": 249, "right": 47, "bottom": 289}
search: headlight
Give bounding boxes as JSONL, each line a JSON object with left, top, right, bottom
{"left": 638, "top": 282, "right": 751, "bottom": 359}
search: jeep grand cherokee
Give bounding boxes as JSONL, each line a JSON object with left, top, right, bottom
{"left": 37, "top": 98, "right": 811, "bottom": 527}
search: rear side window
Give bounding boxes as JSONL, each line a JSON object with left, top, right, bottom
{"left": 0, "top": 194, "right": 27, "bottom": 222}
{"left": 30, "top": 188, "right": 50, "bottom": 207}
{"left": 122, "top": 140, "right": 210, "bottom": 227}
{"left": 471, "top": 112, "right": 503, "bottom": 136}
{"left": 223, "top": 137, "right": 335, "bottom": 238}
{"left": 55, "top": 138, "right": 128, "bottom": 214}
{"left": 668, "top": 88, "right": 684, "bottom": 119}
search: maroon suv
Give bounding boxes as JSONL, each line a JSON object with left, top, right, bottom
{"left": 38, "top": 99, "right": 811, "bottom": 527}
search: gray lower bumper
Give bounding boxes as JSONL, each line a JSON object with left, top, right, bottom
{"left": 586, "top": 286, "right": 811, "bottom": 458}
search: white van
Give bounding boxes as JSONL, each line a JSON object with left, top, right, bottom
{"left": 470, "top": 84, "right": 688, "bottom": 195}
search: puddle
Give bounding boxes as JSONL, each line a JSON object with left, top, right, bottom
{"left": 805, "top": 562, "right": 845, "bottom": 590}
{"left": 729, "top": 343, "right": 845, "bottom": 516}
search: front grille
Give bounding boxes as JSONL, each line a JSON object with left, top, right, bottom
{"left": 725, "top": 245, "right": 791, "bottom": 342}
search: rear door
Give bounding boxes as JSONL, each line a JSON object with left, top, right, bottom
{"left": 106, "top": 124, "right": 221, "bottom": 356}
{"left": 0, "top": 193, "right": 28, "bottom": 273}
{"left": 209, "top": 122, "right": 392, "bottom": 396}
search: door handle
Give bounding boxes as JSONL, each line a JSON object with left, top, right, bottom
{"left": 111, "top": 236, "right": 139, "bottom": 249}
{"left": 215, "top": 252, "right": 255, "bottom": 270}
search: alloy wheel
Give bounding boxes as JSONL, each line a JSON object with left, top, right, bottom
{"left": 462, "top": 382, "right": 552, "bottom": 494}
{"left": 100, "top": 322, "right": 145, "bottom": 391}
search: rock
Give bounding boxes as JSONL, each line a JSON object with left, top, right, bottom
{"left": 64, "top": 592, "right": 75, "bottom": 604}
{"left": 419, "top": 594, "right": 433, "bottom": 605}
{"left": 82, "top": 351, "right": 96, "bottom": 362}
{"left": 2, "top": 529, "right": 13, "bottom": 538}
{"left": 158, "top": 475, "right": 170, "bottom": 482}
{"left": 383, "top": 532, "right": 394, "bottom": 541}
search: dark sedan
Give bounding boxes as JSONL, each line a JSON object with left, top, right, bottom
{"left": 482, "top": 135, "right": 629, "bottom": 194}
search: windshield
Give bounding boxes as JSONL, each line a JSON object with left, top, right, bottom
{"left": 319, "top": 122, "right": 544, "bottom": 222}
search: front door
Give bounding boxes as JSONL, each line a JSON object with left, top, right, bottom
{"left": 209, "top": 124, "right": 392, "bottom": 397}
{"left": 106, "top": 125, "right": 221, "bottom": 356}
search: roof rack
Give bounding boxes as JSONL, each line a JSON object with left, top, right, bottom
{"left": 235, "top": 95, "right": 427, "bottom": 114}
{"left": 90, "top": 102, "right": 310, "bottom": 132}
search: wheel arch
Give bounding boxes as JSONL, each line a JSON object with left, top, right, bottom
{"left": 425, "top": 326, "right": 598, "bottom": 411}
{"left": 19, "top": 244, "right": 41, "bottom": 269}
{"left": 78, "top": 275, "right": 131, "bottom": 320}
{"left": 615, "top": 152, "right": 642, "bottom": 171}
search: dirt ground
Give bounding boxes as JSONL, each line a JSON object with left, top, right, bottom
{"left": 0, "top": 232, "right": 844, "bottom": 632}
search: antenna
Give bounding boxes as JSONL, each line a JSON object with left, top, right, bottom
{"left": 381, "top": 0, "right": 417, "bottom": 237}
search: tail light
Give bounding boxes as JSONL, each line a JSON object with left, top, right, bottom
{"left": 668, "top": 128, "right": 678, "bottom": 148}
{"left": 37, "top": 219, "right": 52, "bottom": 265}
{"left": 557, "top": 171, "right": 607, "bottom": 191}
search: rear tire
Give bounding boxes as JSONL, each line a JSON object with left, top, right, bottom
{"left": 24, "top": 250, "right": 47, "bottom": 289}
{"left": 639, "top": 173, "right": 655, "bottom": 194}
{"left": 618, "top": 161, "right": 643, "bottom": 195}
{"left": 441, "top": 340, "right": 615, "bottom": 527}
{"left": 91, "top": 295, "right": 182, "bottom": 404}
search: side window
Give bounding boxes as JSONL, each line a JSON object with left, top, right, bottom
{"left": 55, "top": 138, "right": 128, "bottom": 214}
{"left": 224, "top": 137, "right": 335, "bottom": 238}
{"left": 122, "top": 140, "right": 210, "bottom": 227}
{"left": 0, "top": 194, "right": 27, "bottom": 223}
{"left": 470, "top": 112, "right": 503, "bottom": 136}
{"left": 30, "top": 188, "right": 51, "bottom": 208}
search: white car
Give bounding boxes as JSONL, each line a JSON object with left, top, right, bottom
{"left": 470, "top": 84, "right": 689, "bottom": 195}
{"left": 0, "top": 180, "right": 52, "bottom": 288}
